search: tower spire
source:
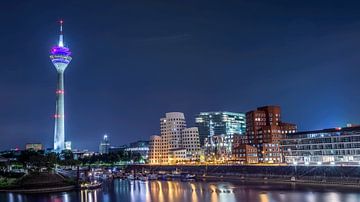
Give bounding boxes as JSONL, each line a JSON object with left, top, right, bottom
{"left": 59, "top": 20, "right": 64, "bottom": 47}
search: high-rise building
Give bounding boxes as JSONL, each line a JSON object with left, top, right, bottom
{"left": 159, "top": 112, "right": 186, "bottom": 164}
{"left": 234, "top": 106, "right": 297, "bottom": 163}
{"left": 148, "top": 112, "right": 201, "bottom": 164}
{"left": 149, "top": 135, "right": 162, "bottom": 164}
{"left": 196, "top": 112, "right": 245, "bottom": 161}
{"left": 99, "top": 135, "right": 110, "bottom": 154}
{"left": 50, "top": 20, "right": 72, "bottom": 152}
{"left": 125, "top": 140, "right": 150, "bottom": 162}
{"left": 195, "top": 112, "right": 246, "bottom": 146}
{"left": 65, "top": 141, "right": 72, "bottom": 150}
{"left": 181, "top": 127, "right": 201, "bottom": 161}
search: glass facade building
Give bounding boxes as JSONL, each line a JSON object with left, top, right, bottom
{"left": 99, "top": 135, "right": 110, "bottom": 154}
{"left": 195, "top": 112, "right": 246, "bottom": 146}
{"left": 281, "top": 126, "right": 360, "bottom": 165}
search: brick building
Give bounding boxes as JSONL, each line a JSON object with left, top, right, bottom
{"left": 234, "top": 106, "right": 297, "bottom": 163}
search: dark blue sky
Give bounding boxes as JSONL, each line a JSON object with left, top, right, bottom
{"left": 0, "top": 0, "right": 360, "bottom": 151}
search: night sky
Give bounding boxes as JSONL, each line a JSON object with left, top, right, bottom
{"left": 0, "top": 1, "right": 360, "bottom": 151}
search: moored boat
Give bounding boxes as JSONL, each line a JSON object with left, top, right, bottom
{"left": 139, "top": 176, "right": 149, "bottom": 181}
{"left": 127, "top": 175, "right": 135, "bottom": 180}
{"left": 148, "top": 174, "right": 158, "bottom": 180}
{"left": 80, "top": 181, "right": 102, "bottom": 190}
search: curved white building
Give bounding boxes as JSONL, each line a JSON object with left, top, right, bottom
{"left": 149, "top": 112, "right": 200, "bottom": 164}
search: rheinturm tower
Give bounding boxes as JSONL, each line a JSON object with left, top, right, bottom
{"left": 50, "top": 20, "right": 72, "bottom": 152}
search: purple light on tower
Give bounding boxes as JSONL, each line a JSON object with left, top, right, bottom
{"left": 50, "top": 20, "right": 72, "bottom": 152}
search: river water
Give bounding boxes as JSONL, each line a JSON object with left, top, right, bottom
{"left": 1, "top": 179, "right": 360, "bottom": 202}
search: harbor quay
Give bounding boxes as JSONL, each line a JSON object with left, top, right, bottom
{"left": 125, "top": 164, "right": 360, "bottom": 187}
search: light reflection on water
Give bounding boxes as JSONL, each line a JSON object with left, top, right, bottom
{"left": 1, "top": 180, "right": 360, "bottom": 202}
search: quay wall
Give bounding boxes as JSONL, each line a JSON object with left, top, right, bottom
{"left": 126, "top": 165, "right": 360, "bottom": 186}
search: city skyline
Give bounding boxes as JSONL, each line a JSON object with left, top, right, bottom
{"left": 1, "top": 1, "right": 360, "bottom": 151}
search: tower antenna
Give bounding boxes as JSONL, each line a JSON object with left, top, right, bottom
{"left": 59, "top": 20, "right": 64, "bottom": 47}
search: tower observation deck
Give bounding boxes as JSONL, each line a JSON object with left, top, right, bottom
{"left": 50, "top": 20, "right": 72, "bottom": 152}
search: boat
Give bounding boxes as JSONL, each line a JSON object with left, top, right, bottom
{"left": 148, "top": 174, "right": 158, "bottom": 180}
{"left": 158, "top": 174, "right": 169, "bottom": 180}
{"left": 139, "top": 176, "right": 149, "bottom": 181}
{"left": 127, "top": 174, "right": 135, "bottom": 180}
{"left": 170, "top": 169, "right": 182, "bottom": 178}
{"left": 80, "top": 181, "right": 102, "bottom": 190}
{"left": 182, "top": 174, "right": 196, "bottom": 180}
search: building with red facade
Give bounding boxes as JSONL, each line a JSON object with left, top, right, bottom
{"left": 234, "top": 106, "right": 297, "bottom": 163}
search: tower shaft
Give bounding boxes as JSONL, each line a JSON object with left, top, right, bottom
{"left": 50, "top": 20, "right": 72, "bottom": 153}
{"left": 54, "top": 72, "right": 65, "bottom": 152}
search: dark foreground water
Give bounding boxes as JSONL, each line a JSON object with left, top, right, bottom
{"left": 1, "top": 179, "right": 360, "bottom": 202}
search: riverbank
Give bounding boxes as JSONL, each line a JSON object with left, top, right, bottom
{"left": 0, "top": 185, "right": 76, "bottom": 194}
{"left": 0, "top": 172, "right": 77, "bottom": 193}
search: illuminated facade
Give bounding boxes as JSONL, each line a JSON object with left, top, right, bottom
{"left": 149, "top": 135, "right": 162, "bottom": 164}
{"left": 282, "top": 126, "right": 360, "bottom": 165}
{"left": 204, "top": 134, "right": 231, "bottom": 162}
{"left": 99, "top": 135, "right": 110, "bottom": 154}
{"left": 25, "top": 143, "right": 43, "bottom": 151}
{"left": 125, "top": 140, "right": 150, "bottom": 161}
{"left": 65, "top": 141, "right": 72, "bottom": 150}
{"left": 244, "top": 106, "right": 297, "bottom": 163}
{"left": 196, "top": 112, "right": 245, "bottom": 161}
{"left": 148, "top": 112, "right": 201, "bottom": 164}
{"left": 232, "top": 144, "right": 258, "bottom": 164}
{"left": 180, "top": 127, "right": 201, "bottom": 161}
{"left": 195, "top": 112, "right": 246, "bottom": 146}
{"left": 50, "top": 21, "right": 72, "bottom": 152}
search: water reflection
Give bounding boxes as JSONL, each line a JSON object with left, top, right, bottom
{"left": 259, "top": 192, "right": 269, "bottom": 202}
{"left": 78, "top": 188, "right": 103, "bottom": 202}
{"left": 0, "top": 180, "right": 360, "bottom": 202}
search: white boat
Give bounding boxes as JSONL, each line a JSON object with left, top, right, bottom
{"left": 170, "top": 169, "right": 182, "bottom": 178}
{"left": 139, "top": 176, "right": 149, "bottom": 181}
{"left": 183, "top": 174, "right": 196, "bottom": 180}
{"left": 148, "top": 174, "right": 158, "bottom": 180}
{"left": 80, "top": 181, "right": 102, "bottom": 190}
{"left": 127, "top": 174, "right": 135, "bottom": 180}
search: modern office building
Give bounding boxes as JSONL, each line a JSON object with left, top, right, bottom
{"left": 125, "top": 140, "right": 150, "bottom": 162}
{"left": 148, "top": 112, "right": 201, "bottom": 164}
{"left": 50, "top": 21, "right": 72, "bottom": 152}
{"left": 73, "top": 150, "right": 95, "bottom": 160}
{"left": 161, "top": 112, "right": 187, "bottom": 151}
{"left": 159, "top": 112, "right": 186, "bottom": 164}
{"left": 65, "top": 141, "right": 72, "bottom": 150}
{"left": 281, "top": 126, "right": 360, "bottom": 165}
{"left": 232, "top": 144, "right": 258, "bottom": 164}
{"left": 204, "top": 134, "right": 231, "bottom": 162}
{"left": 181, "top": 127, "right": 201, "bottom": 161}
{"left": 109, "top": 145, "right": 127, "bottom": 154}
{"left": 99, "top": 135, "right": 110, "bottom": 154}
{"left": 148, "top": 135, "right": 162, "bottom": 164}
{"left": 25, "top": 143, "right": 43, "bottom": 151}
{"left": 235, "top": 106, "right": 297, "bottom": 163}
{"left": 168, "top": 148, "right": 187, "bottom": 164}
{"left": 195, "top": 112, "right": 246, "bottom": 147}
